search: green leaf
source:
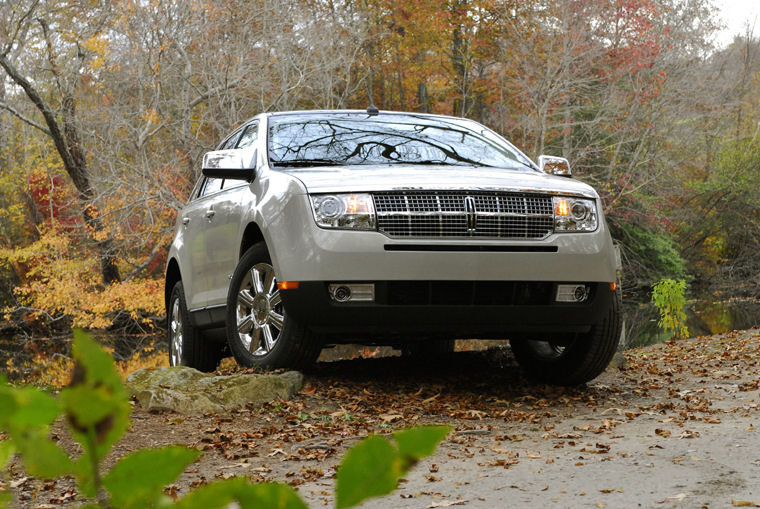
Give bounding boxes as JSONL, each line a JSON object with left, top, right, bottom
{"left": 103, "top": 446, "right": 201, "bottom": 509}
{"left": 63, "top": 330, "right": 131, "bottom": 460}
{"left": 174, "top": 479, "right": 307, "bottom": 509}
{"left": 393, "top": 425, "right": 450, "bottom": 463}
{"left": 235, "top": 483, "right": 308, "bottom": 509}
{"left": 0, "top": 385, "right": 60, "bottom": 428}
{"left": 0, "top": 490, "right": 12, "bottom": 509}
{"left": 0, "top": 441, "right": 14, "bottom": 470}
{"left": 71, "top": 330, "right": 124, "bottom": 395}
{"left": 336, "top": 435, "right": 401, "bottom": 509}
{"left": 60, "top": 385, "right": 118, "bottom": 428}
{"left": 173, "top": 478, "right": 245, "bottom": 509}
{"left": 14, "top": 434, "right": 74, "bottom": 478}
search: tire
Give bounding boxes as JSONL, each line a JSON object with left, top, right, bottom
{"left": 168, "top": 281, "right": 223, "bottom": 372}
{"left": 226, "top": 242, "right": 322, "bottom": 369}
{"left": 401, "top": 339, "right": 456, "bottom": 357}
{"left": 510, "top": 289, "right": 622, "bottom": 386}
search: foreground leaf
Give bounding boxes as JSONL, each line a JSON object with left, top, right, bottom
{"left": 0, "top": 385, "right": 60, "bottom": 429}
{"left": 235, "top": 483, "right": 309, "bottom": 509}
{"left": 14, "top": 434, "right": 74, "bottom": 478}
{"left": 394, "top": 425, "right": 451, "bottom": 464}
{"left": 336, "top": 435, "right": 400, "bottom": 509}
{"left": 0, "top": 441, "right": 14, "bottom": 470}
{"left": 175, "top": 479, "right": 307, "bottom": 509}
{"left": 173, "top": 478, "right": 246, "bottom": 509}
{"left": 63, "top": 330, "right": 131, "bottom": 460}
{"left": 103, "top": 446, "right": 201, "bottom": 509}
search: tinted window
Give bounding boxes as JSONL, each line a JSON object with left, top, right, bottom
{"left": 199, "top": 177, "right": 223, "bottom": 197}
{"left": 220, "top": 129, "right": 243, "bottom": 150}
{"left": 268, "top": 113, "right": 534, "bottom": 171}
{"left": 236, "top": 121, "right": 259, "bottom": 148}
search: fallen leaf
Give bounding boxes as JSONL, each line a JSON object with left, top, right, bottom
{"left": 422, "top": 393, "right": 441, "bottom": 404}
{"left": 427, "top": 500, "right": 468, "bottom": 508}
{"left": 379, "top": 413, "right": 403, "bottom": 423}
{"left": 732, "top": 501, "right": 760, "bottom": 507}
{"left": 658, "top": 493, "right": 688, "bottom": 503}
{"left": 10, "top": 477, "right": 28, "bottom": 488}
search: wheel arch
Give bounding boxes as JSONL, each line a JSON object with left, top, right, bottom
{"left": 239, "top": 221, "right": 266, "bottom": 260}
{"left": 165, "top": 257, "right": 182, "bottom": 313}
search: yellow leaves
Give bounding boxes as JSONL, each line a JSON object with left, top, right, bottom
{"left": 2, "top": 224, "right": 163, "bottom": 329}
{"left": 114, "top": 347, "right": 168, "bottom": 380}
{"left": 140, "top": 108, "right": 161, "bottom": 125}
{"left": 82, "top": 33, "right": 110, "bottom": 71}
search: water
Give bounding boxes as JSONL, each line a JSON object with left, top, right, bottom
{"left": 624, "top": 298, "right": 760, "bottom": 348}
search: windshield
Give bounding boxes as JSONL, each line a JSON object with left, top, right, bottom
{"left": 267, "top": 113, "right": 536, "bottom": 171}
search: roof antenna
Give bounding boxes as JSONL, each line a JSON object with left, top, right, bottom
{"left": 366, "top": 69, "right": 379, "bottom": 116}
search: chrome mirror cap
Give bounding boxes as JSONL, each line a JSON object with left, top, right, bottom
{"left": 202, "top": 148, "right": 257, "bottom": 180}
{"left": 538, "top": 155, "right": 572, "bottom": 177}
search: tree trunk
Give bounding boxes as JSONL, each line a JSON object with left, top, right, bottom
{"left": 417, "top": 82, "right": 430, "bottom": 113}
{"left": 0, "top": 55, "right": 121, "bottom": 284}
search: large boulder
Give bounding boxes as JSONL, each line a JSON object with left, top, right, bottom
{"left": 126, "top": 366, "right": 303, "bottom": 415}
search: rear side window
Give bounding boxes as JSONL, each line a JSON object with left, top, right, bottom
{"left": 199, "top": 177, "right": 223, "bottom": 197}
{"left": 220, "top": 128, "right": 243, "bottom": 150}
{"left": 236, "top": 121, "right": 259, "bottom": 148}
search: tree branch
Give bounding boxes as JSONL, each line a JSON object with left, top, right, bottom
{"left": 186, "top": 77, "right": 243, "bottom": 110}
{"left": 0, "top": 100, "right": 51, "bottom": 135}
{"left": 0, "top": 54, "right": 78, "bottom": 178}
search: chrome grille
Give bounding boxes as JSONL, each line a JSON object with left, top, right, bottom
{"left": 373, "top": 191, "right": 554, "bottom": 239}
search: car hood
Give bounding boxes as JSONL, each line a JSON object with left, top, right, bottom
{"left": 281, "top": 164, "right": 599, "bottom": 198}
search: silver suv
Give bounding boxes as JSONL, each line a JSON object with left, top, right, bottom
{"left": 165, "top": 110, "right": 621, "bottom": 385}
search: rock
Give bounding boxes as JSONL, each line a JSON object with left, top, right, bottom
{"left": 608, "top": 351, "right": 627, "bottom": 370}
{"left": 126, "top": 366, "right": 303, "bottom": 415}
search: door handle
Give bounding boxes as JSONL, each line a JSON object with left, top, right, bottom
{"left": 205, "top": 209, "right": 216, "bottom": 219}
{"left": 182, "top": 217, "right": 190, "bottom": 226}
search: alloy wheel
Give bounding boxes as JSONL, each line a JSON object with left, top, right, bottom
{"left": 235, "top": 263, "right": 284, "bottom": 357}
{"left": 169, "top": 298, "right": 183, "bottom": 366}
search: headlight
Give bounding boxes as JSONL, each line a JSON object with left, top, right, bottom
{"left": 310, "top": 194, "right": 376, "bottom": 230}
{"left": 553, "top": 197, "right": 598, "bottom": 232}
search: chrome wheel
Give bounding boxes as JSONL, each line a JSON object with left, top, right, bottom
{"left": 169, "top": 297, "right": 183, "bottom": 366}
{"left": 235, "top": 262, "right": 284, "bottom": 357}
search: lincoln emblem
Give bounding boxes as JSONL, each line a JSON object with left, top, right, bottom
{"left": 464, "top": 196, "right": 477, "bottom": 231}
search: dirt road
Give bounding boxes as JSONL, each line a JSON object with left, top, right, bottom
{"left": 14, "top": 330, "right": 760, "bottom": 508}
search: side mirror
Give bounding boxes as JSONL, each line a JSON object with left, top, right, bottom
{"left": 202, "top": 148, "right": 257, "bottom": 180}
{"left": 538, "top": 155, "right": 571, "bottom": 177}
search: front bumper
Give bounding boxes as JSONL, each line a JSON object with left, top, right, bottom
{"left": 280, "top": 281, "right": 614, "bottom": 340}
{"left": 264, "top": 194, "right": 618, "bottom": 284}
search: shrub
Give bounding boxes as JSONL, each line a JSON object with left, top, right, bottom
{"left": 0, "top": 330, "right": 449, "bottom": 508}
{"left": 651, "top": 278, "right": 690, "bottom": 339}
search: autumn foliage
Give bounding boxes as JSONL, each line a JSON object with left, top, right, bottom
{"left": 0, "top": 0, "right": 758, "bottom": 335}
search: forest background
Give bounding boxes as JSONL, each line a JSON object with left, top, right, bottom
{"left": 0, "top": 0, "right": 758, "bottom": 378}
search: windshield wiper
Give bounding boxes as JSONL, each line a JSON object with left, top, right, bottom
{"left": 400, "top": 160, "right": 463, "bottom": 165}
{"left": 270, "top": 159, "right": 341, "bottom": 167}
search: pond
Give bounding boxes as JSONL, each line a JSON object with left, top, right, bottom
{"left": 623, "top": 298, "right": 760, "bottom": 348}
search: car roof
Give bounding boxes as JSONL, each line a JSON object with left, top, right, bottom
{"left": 260, "top": 109, "right": 473, "bottom": 124}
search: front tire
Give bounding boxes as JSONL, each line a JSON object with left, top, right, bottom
{"left": 168, "top": 281, "right": 223, "bottom": 372}
{"left": 226, "top": 242, "right": 322, "bottom": 369}
{"left": 510, "top": 289, "right": 622, "bottom": 386}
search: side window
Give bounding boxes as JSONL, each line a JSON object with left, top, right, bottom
{"left": 236, "top": 121, "right": 259, "bottom": 148}
{"left": 219, "top": 128, "right": 243, "bottom": 150}
{"left": 199, "top": 177, "right": 223, "bottom": 197}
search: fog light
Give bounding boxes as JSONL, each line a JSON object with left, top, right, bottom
{"left": 329, "top": 284, "right": 375, "bottom": 303}
{"left": 333, "top": 286, "right": 351, "bottom": 302}
{"left": 556, "top": 284, "right": 590, "bottom": 303}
